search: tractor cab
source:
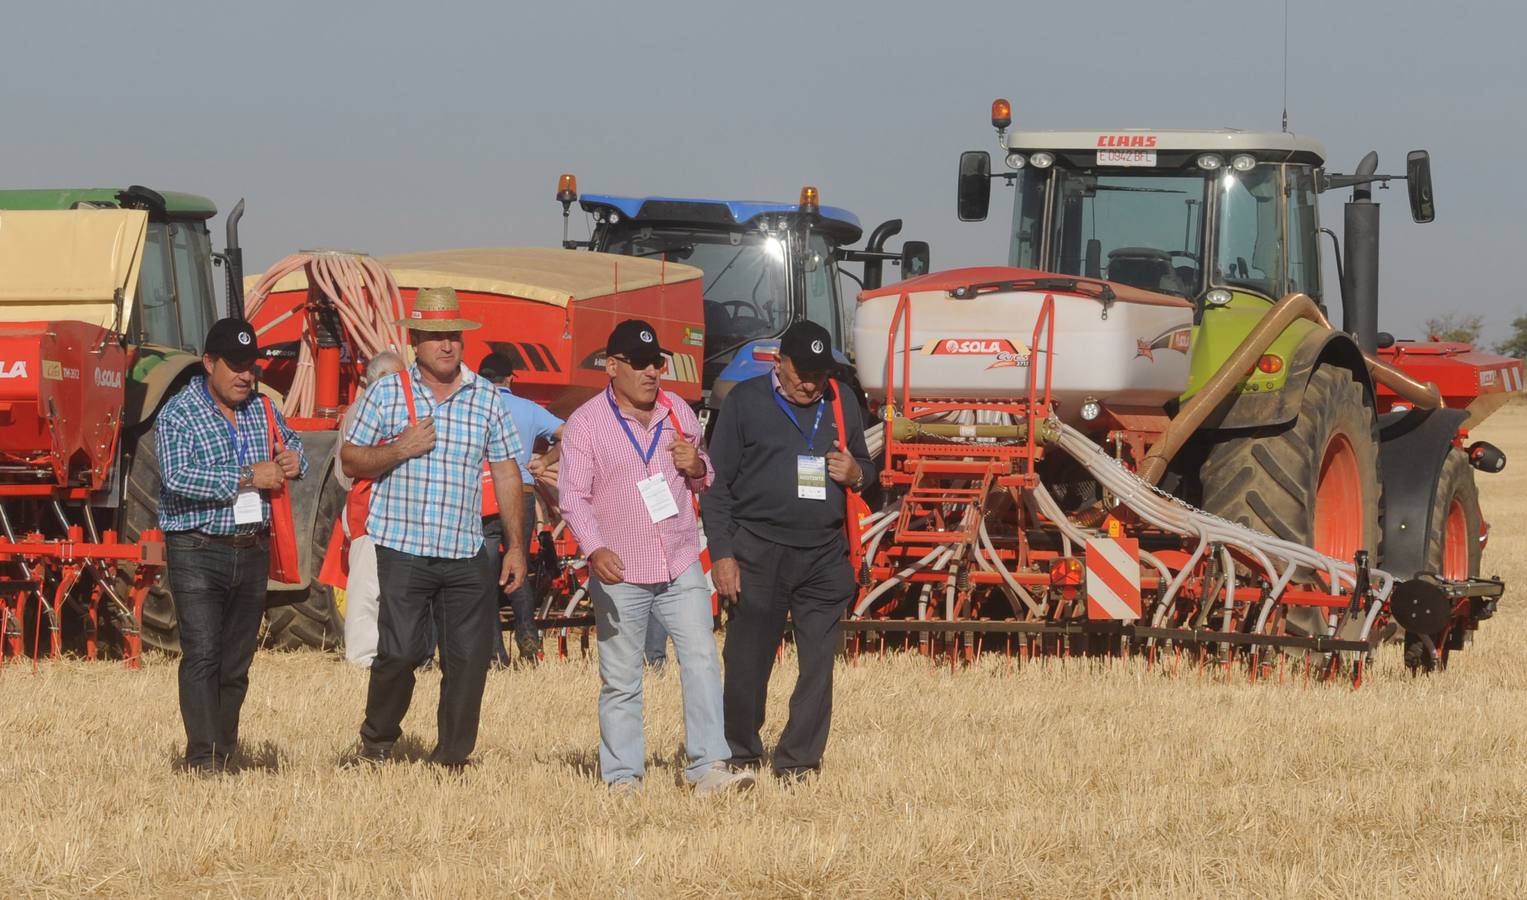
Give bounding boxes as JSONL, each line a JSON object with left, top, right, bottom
{"left": 0, "top": 187, "right": 222, "bottom": 354}
{"left": 556, "top": 177, "right": 927, "bottom": 409}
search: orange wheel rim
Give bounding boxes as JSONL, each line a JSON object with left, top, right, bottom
{"left": 1314, "top": 434, "right": 1363, "bottom": 563}
{"left": 1442, "top": 498, "right": 1469, "bottom": 579}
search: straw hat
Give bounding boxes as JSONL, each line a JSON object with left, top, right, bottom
{"left": 397, "top": 286, "right": 481, "bottom": 331}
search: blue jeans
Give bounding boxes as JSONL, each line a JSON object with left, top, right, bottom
{"left": 165, "top": 531, "right": 269, "bottom": 768}
{"left": 590, "top": 561, "right": 726, "bottom": 784}
{"left": 645, "top": 615, "right": 670, "bottom": 666}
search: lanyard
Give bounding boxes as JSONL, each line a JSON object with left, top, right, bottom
{"left": 606, "top": 389, "right": 665, "bottom": 466}
{"left": 773, "top": 390, "right": 825, "bottom": 452}
{"left": 203, "top": 380, "right": 249, "bottom": 466}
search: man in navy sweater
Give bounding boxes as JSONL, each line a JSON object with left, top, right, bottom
{"left": 701, "top": 321, "right": 876, "bottom": 782}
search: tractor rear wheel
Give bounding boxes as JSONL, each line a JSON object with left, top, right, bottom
{"left": 1403, "top": 448, "right": 1482, "bottom": 672}
{"left": 1200, "top": 365, "right": 1382, "bottom": 637}
{"left": 121, "top": 421, "right": 179, "bottom": 653}
{"left": 259, "top": 473, "right": 346, "bottom": 651}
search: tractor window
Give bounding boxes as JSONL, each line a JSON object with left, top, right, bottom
{"left": 135, "top": 222, "right": 184, "bottom": 349}
{"left": 801, "top": 232, "right": 841, "bottom": 348}
{"left": 170, "top": 222, "right": 216, "bottom": 354}
{"left": 1007, "top": 168, "right": 1048, "bottom": 269}
{"left": 1049, "top": 169, "right": 1207, "bottom": 297}
{"left": 1285, "top": 166, "right": 1321, "bottom": 301}
{"left": 1215, "top": 167, "right": 1284, "bottom": 297}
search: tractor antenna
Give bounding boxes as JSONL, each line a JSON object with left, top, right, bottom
{"left": 1281, "top": 0, "right": 1290, "bottom": 132}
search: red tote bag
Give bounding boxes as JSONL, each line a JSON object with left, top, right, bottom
{"left": 261, "top": 397, "right": 303, "bottom": 584}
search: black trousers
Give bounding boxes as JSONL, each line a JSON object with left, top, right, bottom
{"left": 362, "top": 545, "right": 497, "bottom": 764}
{"left": 483, "top": 491, "right": 537, "bottom": 643}
{"left": 723, "top": 528, "right": 856, "bottom": 774}
{"left": 165, "top": 531, "right": 269, "bottom": 768}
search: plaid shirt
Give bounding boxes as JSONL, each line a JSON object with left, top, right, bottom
{"left": 559, "top": 387, "right": 711, "bottom": 584}
{"left": 156, "top": 376, "right": 308, "bottom": 535}
{"left": 345, "top": 364, "right": 520, "bottom": 559}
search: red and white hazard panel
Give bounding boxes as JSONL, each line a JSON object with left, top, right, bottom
{"left": 1084, "top": 537, "right": 1142, "bottom": 621}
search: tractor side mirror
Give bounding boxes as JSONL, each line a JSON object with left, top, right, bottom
{"left": 1406, "top": 150, "right": 1435, "bottom": 223}
{"left": 957, "top": 151, "right": 992, "bottom": 222}
{"left": 901, "top": 241, "right": 931, "bottom": 278}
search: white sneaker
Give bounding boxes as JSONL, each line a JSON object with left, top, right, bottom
{"left": 694, "top": 761, "right": 756, "bottom": 797}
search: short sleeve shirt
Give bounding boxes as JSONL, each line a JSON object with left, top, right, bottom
{"left": 345, "top": 365, "right": 521, "bottom": 558}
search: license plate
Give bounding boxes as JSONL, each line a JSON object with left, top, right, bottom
{"left": 1098, "top": 149, "right": 1156, "bottom": 167}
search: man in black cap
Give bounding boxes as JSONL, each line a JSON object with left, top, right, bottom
{"left": 156, "top": 318, "right": 308, "bottom": 773}
{"left": 701, "top": 320, "right": 875, "bottom": 782}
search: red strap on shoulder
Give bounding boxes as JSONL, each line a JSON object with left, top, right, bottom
{"left": 829, "top": 380, "right": 847, "bottom": 456}
{"left": 398, "top": 369, "right": 418, "bottom": 425}
{"left": 656, "top": 390, "right": 688, "bottom": 442}
{"left": 261, "top": 395, "right": 284, "bottom": 454}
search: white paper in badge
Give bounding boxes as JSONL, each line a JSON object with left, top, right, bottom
{"left": 797, "top": 455, "right": 827, "bottom": 501}
{"left": 637, "top": 473, "right": 679, "bottom": 523}
{"left": 233, "top": 489, "right": 263, "bottom": 525}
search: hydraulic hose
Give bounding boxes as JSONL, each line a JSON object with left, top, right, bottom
{"left": 245, "top": 252, "right": 410, "bottom": 418}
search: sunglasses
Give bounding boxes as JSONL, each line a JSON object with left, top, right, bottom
{"left": 613, "top": 354, "right": 667, "bottom": 372}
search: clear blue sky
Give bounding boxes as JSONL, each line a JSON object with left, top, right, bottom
{"left": 6, "top": 0, "right": 1522, "bottom": 341}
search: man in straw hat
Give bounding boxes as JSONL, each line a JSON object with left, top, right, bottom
{"left": 341, "top": 286, "right": 526, "bottom": 771}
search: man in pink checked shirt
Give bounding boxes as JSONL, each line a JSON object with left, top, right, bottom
{"left": 558, "top": 319, "right": 755, "bottom": 797}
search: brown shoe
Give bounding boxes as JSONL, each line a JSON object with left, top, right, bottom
{"left": 516, "top": 634, "right": 543, "bottom": 664}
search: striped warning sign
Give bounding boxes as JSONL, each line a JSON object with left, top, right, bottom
{"left": 1085, "top": 537, "right": 1141, "bottom": 620}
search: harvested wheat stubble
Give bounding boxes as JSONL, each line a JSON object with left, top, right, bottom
{"left": 4, "top": 407, "right": 1527, "bottom": 898}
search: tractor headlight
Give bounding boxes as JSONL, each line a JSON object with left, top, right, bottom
{"left": 1005, "top": 152, "right": 1026, "bottom": 170}
{"left": 1196, "top": 153, "right": 1224, "bottom": 171}
{"left": 1028, "top": 151, "right": 1055, "bottom": 169}
{"left": 1080, "top": 397, "right": 1102, "bottom": 421}
{"left": 1231, "top": 154, "right": 1257, "bottom": 172}
{"left": 1205, "top": 289, "right": 1232, "bottom": 307}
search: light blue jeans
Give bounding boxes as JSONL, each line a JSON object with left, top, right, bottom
{"left": 590, "top": 561, "right": 727, "bottom": 784}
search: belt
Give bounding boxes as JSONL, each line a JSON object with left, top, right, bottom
{"left": 522, "top": 484, "right": 537, "bottom": 495}
{"left": 195, "top": 530, "right": 267, "bottom": 547}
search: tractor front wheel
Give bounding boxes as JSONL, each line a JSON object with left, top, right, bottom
{"left": 1199, "top": 365, "right": 1382, "bottom": 637}
{"left": 1403, "top": 448, "right": 1483, "bottom": 672}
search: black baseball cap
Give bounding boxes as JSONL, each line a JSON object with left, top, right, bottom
{"left": 478, "top": 352, "right": 515, "bottom": 382}
{"left": 203, "top": 317, "right": 260, "bottom": 364}
{"left": 780, "top": 321, "right": 835, "bottom": 372}
{"left": 606, "top": 319, "right": 665, "bottom": 361}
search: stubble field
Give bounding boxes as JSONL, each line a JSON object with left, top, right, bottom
{"left": 4, "top": 406, "right": 1527, "bottom": 898}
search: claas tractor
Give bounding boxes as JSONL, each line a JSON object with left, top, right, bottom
{"left": 0, "top": 184, "right": 252, "bottom": 662}
{"left": 842, "top": 100, "right": 1518, "bottom": 677}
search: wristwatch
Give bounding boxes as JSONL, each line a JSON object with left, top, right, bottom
{"left": 850, "top": 467, "right": 866, "bottom": 491}
{"left": 238, "top": 464, "right": 255, "bottom": 489}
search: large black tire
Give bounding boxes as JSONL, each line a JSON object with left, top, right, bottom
{"left": 121, "top": 421, "right": 179, "bottom": 653}
{"left": 1199, "top": 366, "right": 1382, "bottom": 636}
{"left": 1403, "top": 448, "right": 1482, "bottom": 672}
{"left": 260, "top": 473, "right": 346, "bottom": 651}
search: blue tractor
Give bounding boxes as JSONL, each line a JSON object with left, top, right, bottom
{"left": 556, "top": 178, "right": 927, "bottom": 426}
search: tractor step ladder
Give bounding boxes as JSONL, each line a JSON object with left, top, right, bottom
{"left": 893, "top": 459, "right": 1003, "bottom": 546}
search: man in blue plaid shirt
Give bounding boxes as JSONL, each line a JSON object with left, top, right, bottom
{"left": 342, "top": 287, "right": 526, "bottom": 771}
{"left": 157, "top": 318, "right": 307, "bottom": 774}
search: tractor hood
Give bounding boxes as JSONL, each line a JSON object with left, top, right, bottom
{"left": 0, "top": 208, "right": 148, "bottom": 329}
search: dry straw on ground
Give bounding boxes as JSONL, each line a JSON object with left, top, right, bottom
{"left": 5, "top": 407, "right": 1527, "bottom": 898}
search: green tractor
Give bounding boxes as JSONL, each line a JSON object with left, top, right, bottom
{"left": 0, "top": 186, "right": 253, "bottom": 652}
{"left": 951, "top": 103, "right": 1518, "bottom": 667}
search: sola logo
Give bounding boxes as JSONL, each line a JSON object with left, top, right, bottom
{"left": 95, "top": 368, "right": 124, "bottom": 389}
{"left": 0, "top": 360, "right": 28, "bottom": 379}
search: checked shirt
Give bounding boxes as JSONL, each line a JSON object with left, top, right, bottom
{"left": 156, "top": 376, "right": 309, "bottom": 535}
{"left": 559, "top": 388, "right": 711, "bottom": 584}
{"left": 345, "top": 364, "right": 521, "bottom": 559}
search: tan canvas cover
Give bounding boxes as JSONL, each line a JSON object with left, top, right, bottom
{"left": 0, "top": 209, "right": 147, "bottom": 327}
{"left": 248, "top": 247, "right": 702, "bottom": 309}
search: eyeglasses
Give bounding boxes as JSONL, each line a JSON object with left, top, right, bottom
{"left": 612, "top": 354, "right": 667, "bottom": 373}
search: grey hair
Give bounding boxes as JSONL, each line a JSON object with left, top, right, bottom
{"left": 364, "top": 351, "right": 405, "bottom": 385}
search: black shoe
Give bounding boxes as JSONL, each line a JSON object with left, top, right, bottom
{"left": 345, "top": 741, "right": 394, "bottom": 768}
{"left": 429, "top": 757, "right": 473, "bottom": 775}
{"left": 773, "top": 766, "right": 820, "bottom": 785}
{"left": 180, "top": 759, "right": 219, "bottom": 777}
{"left": 516, "top": 634, "right": 542, "bottom": 664}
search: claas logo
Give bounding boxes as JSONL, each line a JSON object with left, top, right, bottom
{"left": 1096, "top": 134, "right": 1158, "bottom": 148}
{"left": 920, "top": 338, "right": 1032, "bottom": 369}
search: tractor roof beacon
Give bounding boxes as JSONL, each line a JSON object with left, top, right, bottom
{"left": 555, "top": 177, "right": 928, "bottom": 416}
{"left": 836, "top": 101, "right": 1516, "bottom": 677}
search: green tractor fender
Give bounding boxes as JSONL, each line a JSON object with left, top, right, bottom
{"left": 1202, "top": 321, "right": 1375, "bottom": 431}
{"left": 124, "top": 347, "right": 203, "bottom": 429}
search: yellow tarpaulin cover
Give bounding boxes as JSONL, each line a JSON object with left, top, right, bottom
{"left": 0, "top": 209, "right": 147, "bottom": 327}
{"left": 248, "top": 247, "right": 703, "bottom": 309}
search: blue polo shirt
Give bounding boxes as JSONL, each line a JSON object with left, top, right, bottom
{"left": 497, "top": 387, "right": 563, "bottom": 485}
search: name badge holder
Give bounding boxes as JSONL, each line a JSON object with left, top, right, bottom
{"left": 608, "top": 391, "right": 677, "bottom": 524}
{"left": 208, "top": 381, "right": 263, "bottom": 526}
{"left": 774, "top": 392, "right": 828, "bottom": 502}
